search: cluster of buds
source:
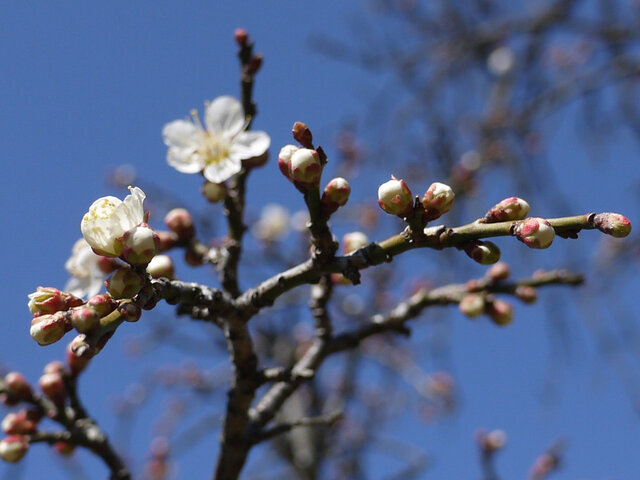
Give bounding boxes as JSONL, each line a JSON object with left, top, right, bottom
{"left": 377, "top": 176, "right": 455, "bottom": 224}
{"left": 278, "top": 122, "right": 330, "bottom": 192}
{"left": 513, "top": 217, "right": 555, "bottom": 249}
{"left": 234, "top": 28, "right": 263, "bottom": 77}
{"left": 482, "top": 197, "right": 530, "bottom": 223}
{"left": 321, "top": 177, "right": 351, "bottom": 217}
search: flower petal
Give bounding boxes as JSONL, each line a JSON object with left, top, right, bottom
{"left": 205, "top": 96, "right": 245, "bottom": 137}
{"left": 230, "top": 131, "right": 271, "bottom": 160}
{"left": 162, "top": 120, "right": 200, "bottom": 149}
{"left": 203, "top": 157, "right": 242, "bottom": 183}
{"left": 117, "top": 187, "right": 145, "bottom": 232}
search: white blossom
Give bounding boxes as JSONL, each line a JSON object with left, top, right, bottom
{"left": 64, "top": 239, "right": 106, "bottom": 299}
{"left": 162, "top": 96, "right": 270, "bottom": 183}
{"left": 80, "top": 186, "right": 146, "bottom": 257}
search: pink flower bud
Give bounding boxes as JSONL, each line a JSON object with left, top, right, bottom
{"left": 421, "top": 182, "right": 455, "bottom": 221}
{"left": 146, "top": 255, "right": 175, "bottom": 279}
{"left": 342, "top": 232, "right": 369, "bottom": 255}
{"left": 87, "top": 293, "right": 117, "bottom": 317}
{"left": 487, "top": 299, "right": 514, "bottom": 326}
{"left": 3, "top": 373, "right": 33, "bottom": 403}
{"left": 477, "top": 429, "right": 507, "bottom": 453}
{"left": 290, "top": 148, "right": 322, "bottom": 185}
{"left": 514, "top": 285, "right": 537, "bottom": 304}
{"left": 44, "top": 361, "right": 66, "bottom": 376}
{"left": 514, "top": 217, "right": 555, "bottom": 249}
{"left": 459, "top": 294, "right": 485, "bottom": 318}
{"left": 30, "top": 312, "right": 68, "bottom": 346}
{"left": 164, "top": 208, "right": 195, "bottom": 241}
{"left": 377, "top": 177, "right": 414, "bottom": 217}
{"left": 483, "top": 197, "right": 530, "bottom": 223}
{"left": 155, "top": 231, "right": 178, "bottom": 252}
{"left": 71, "top": 307, "right": 100, "bottom": 333}
{"left": 105, "top": 268, "right": 144, "bottom": 299}
{"left": 2, "top": 411, "right": 36, "bottom": 435}
{"left": 0, "top": 435, "right": 28, "bottom": 463}
{"left": 321, "top": 177, "right": 351, "bottom": 209}
{"left": 593, "top": 212, "right": 632, "bottom": 238}
{"left": 234, "top": 28, "right": 248, "bottom": 46}
{"left": 201, "top": 181, "right": 227, "bottom": 203}
{"left": 487, "top": 262, "right": 510, "bottom": 282}
{"left": 121, "top": 224, "right": 159, "bottom": 265}
{"left": 292, "top": 122, "right": 313, "bottom": 148}
{"left": 39, "top": 372, "right": 66, "bottom": 406}
{"left": 27, "top": 287, "right": 67, "bottom": 317}
{"left": 97, "top": 256, "right": 120, "bottom": 274}
{"left": 54, "top": 441, "right": 75, "bottom": 457}
{"left": 66, "top": 336, "right": 93, "bottom": 375}
{"left": 278, "top": 145, "right": 299, "bottom": 180}
{"left": 464, "top": 241, "right": 501, "bottom": 265}
{"left": 119, "top": 302, "right": 142, "bottom": 322}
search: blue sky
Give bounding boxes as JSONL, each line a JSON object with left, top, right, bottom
{"left": 2, "top": 1, "right": 639, "bottom": 479}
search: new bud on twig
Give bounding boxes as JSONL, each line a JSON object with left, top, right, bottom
{"left": 30, "top": 312, "right": 68, "bottom": 346}
{"left": 486, "top": 299, "right": 514, "bottom": 326}
{"left": 290, "top": 148, "right": 322, "bottom": 186}
{"left": 121, "top": 224, "right": 159, "bottom": 265}
{"left": 146, "top": 255, "right": 175, "bottom": 279}
{"left": 105, "top": 268, "right": 144, "bottom": 299}
{"left": 39, "top": 371, "right": 66, "bottom": 406}
{"left": 377, "top": 176, "right": 414, "bottom": 217}
{"left": 0, "top": 436, "right": 28, "bottom": 463}
{"left": 3, "top": 373, "right": 32, "bottom": 404}
{"left": 119, "top": 301, "right": 142, "bottom": 322}
{"left": 421, "top": 182, "right": 455, "bottom": 221}
{"left": 483, "top": 197, "right": 530, "bottom": 223}
{"left": 278, "top": 145, "right": 299, "bottom": 180}
{"left": 464, "top": 240, "right": 501, "bottom": 265}
{"left": 342, "top": 232, "right": 369, "bottom": 255}
{"left": 513, "top": 217, "right": 555, "bottom": 249}
{"left": 459, "top": 294, "right": 485, "bottom": 318}
{"left": 593, "top": 213, "right": 632, "bottom": 238}
{"left": 164, "top": 208, "right": 195, "bottom": 241}
{"left": 27, "top": 287, "right": 82, "bottom": 317}
{"left": 70, "top": 307, "right": 100, "bottom": 333}
{"left": 292, "top": 121, "right": 313, "bottom": 148}
{"left": 87, "top": 293, "right": 117, "bottom": 317}
{"left": 2, "top": 411, "right": 37, "bottom": 435}
{"left": 487, "top": 262, "right": 510, "bottom": 282}
{"left": 477, "top": 429, "right": 508, "bottom": 454}
{"left": 234, "top": 27, "right": 249, "bottom": 47}
{"left": 201, "top": 181, "right": 227, "bottom": 203}
{"left": 322, "top": 177, "right": 351, "bottom": 214}
{"left": 67, "top": 336, "right": 93, "bottom": 375}
{"left": 515, "top": 286, "right": 537, "bottom": 303}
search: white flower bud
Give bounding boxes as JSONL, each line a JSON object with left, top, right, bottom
{"left": 278, "top": 144, "right": 299, "bottom": 179}
{"left": 377, "top": 177, "right": 413, "bottom": 217}
{"left": 0, "top": 436, "right": 28, "bottom": 463}
{"left": 484, "top": 197, "right": 530, "bottom": 223}
{"left": 201, "top": 181, "right": 227, "bottom": 203}
{"left": 421, "top": 182, "right": 455, "bottom": 221}
{"left": 30, "top": 312, "right": 67, "bottom": 346}
{"left": 146, "top": 255, "right": 175, "bottom": 279}
{"left": 459, "top": 294, "right": 485, "bottom": 318}
{"left": 342, "top": 232, "right": 369, "bottom": 254}
{"left": 290, "top": 148, "right": 322, "bottom": 185}
{"left": 121, "top": 224, "right": 159, "bottom": 265}
{"left": 514, "top": 217, "right": 555, "bottom": 249}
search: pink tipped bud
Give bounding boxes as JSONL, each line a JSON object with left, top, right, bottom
{"left": 464, "top": 241, "right": 501, "bottom": 265}
{"left": 39, "top": 372, "right": 66, "bottom": 406}
{"left": 44, "top": 361, "right": 66, "bottom": 376}
{"left": 66, "top": 336, "right": 93, "bottom": 375}
{"left": 290, "top": 148, "right": 322, "bottom": 185}
{"left": 2, "top": 411, "right": 37, "bottom": 435}
{"left": 164, "top": 208, "right": 195, "bottom": 241}
{"left": 292, "top": 122, "right": 313, "bottom": 148}
{"left": 421, "top": 182, "right": 455, "bottom": 221}
{"left": 3, "top": 373, "right": 33, "bottom": 403}
{"left": 377, "top": 177, "right": 414, "bottom": 217}
{"left": 155, "top": 231, "right": 178, "bottom": 252}
{"left": 119, "top": 302, "right": 142, "bottom": 322}
{"left": 105, "top": 268, "right": 144, "bottom": 299}
{"left": 487, "top": 299, "right": 514, "bottom": 326}
{"left": 459, "top": 294, "right": 485, "bottom": 318}
{"left": 27, "top": 287, "right": 67, "bottom": 317}
{"left": 342, "top": 232, "right": 369, "bottom": 255}
{"left": 70, "top": 307, "right": 100, "bottom": 333}
{"left": 514, "top": 217, "right": 555, "bottom": 249}
{"left": 30, "top": 312, "right": 68, "bottom": 346}
{"left": 234, "top": 28, "right": 248, "bottom": 46}
{"left": 477, "top": 429, "right": 507, "bottom": 453}
{"left": 54, "top": 441, "right": 75, "bottom": 457}
{"left": 514, "top": 285, "right": 537, "bottom": 304}
{"left": 121, "top": 224, "right": 159, "bottom": 265}
{"left": 321, "top": 177, "right": 351, "bottom": 209}
{"left": 278, "top": 145, "right": 299, "bottom": 180}
{"left": 87, "top": 293, "right": 117, "bottom": 317}
{"left": 0, "top": 436, "right": 28, "bottom": 463}
{"left": 201, "top": 181, "right": 227, "bottom": 203}
{"left": 529, "top": 453, "right": 558, "bottom": 479}
{"left": 487, "top": 262, "right": 510, "bottom": 282}
{"left": 96, "top": 256, "right": 120, "bottom": 274}
{"left": 146, "top": 255, "right": 175, "bottom": 279}
{"left": 593, "top": 213, "right": 631, "bottom": 238}
{"left": 483, "top": 197, "right": 530, "bottom": 223}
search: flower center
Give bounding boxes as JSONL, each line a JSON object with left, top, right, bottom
{"left": 201, "top": 132, "right": 231, "bottom": 166}
{"left": 84, "top": 198, "right": 120, "bottom": 223}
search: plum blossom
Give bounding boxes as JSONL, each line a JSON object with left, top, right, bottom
{"left": 162, "top": 96, "right": 270, "bottom": 183}
{"left": 80, "top": 186, "right": 146, "bottom": 257}
{"left": 64, "top": 239, "right": 106, "bottom": 299}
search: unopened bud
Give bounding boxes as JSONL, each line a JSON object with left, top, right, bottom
{"left": 71, "top": 307, "right": 100, "bottom": 333}
{"left": 66, "top": 336, "right": 93, "bottom": 375}
{"left": 278, "top": 145, "right": 299, "bottom": 179}
{"left": 234, "top": 28, "right": 248, "bottom": 46}
{"left": 155, "top": 231, "right": 178, "bottom": 252}
{"left": 321, "top": 177, "right": 351, "bottom": 209}
{"left": 164, "top": 208, "right": 195, "bottom": 241}
{"left": 0, "top": 436, "right": 28, "bottom": 463}
{"left": 377, "top": 177, "right": 414, "bottom": 217}
{"left": 27, "top": 287, "right": 67, "bottom": 317}
{"left": 44, "top": 361, "right": 66, "bottom": 376}
{"left": 201, "top": 181, "right": 227, "bottom": 203}
{"left": 487, "top": 299, "right": 513, "bottom": 326}
{"left": 292, "top": 122, "right": 313, "bottom": 148}
{"left": 121, "top": 224, "right": 159, "bottom": 265}
{"left": 119, "top": 301, "right": 142, "bottom": 322}
{"left": 39, "top": 372, "right": 66, "bottom": 406}
{"left": 87, "top": 293, "right": 117, "bottom": 317}
{"left": 514, "top": 285, "right": 537, "bottom": 303}
{"left": 3, "top": 373, "right": 33, "bottom": 403}
{"left": 30, "top": 312, "right": 68, "bottom": 346}
{"left": 342, "top": 232, "right": 369, "bottom": 255}
{"left": 96, "top": 256, "right": 120, "bottom": 274}
{"left": 459, "top": 294, "right": 485, "bottom": 318}
{"left": 146, "top": 255, "right": 175, "bottom": 279}
{"left": 487, "top": 262, "right": 510, "bottom": 282}
{"left": 290, "top": 148, "right": 322, "bottom": 185}
{"left": 478, "top": 429, "right": 507, "bottom": 453}
{"left": 105, "top": 268, "right": 144, "bottom": 299}
{"left": 421, "top": 182, "right": 455, "bottom": 221}
{"left": 2, "top": 411, "right": 36, "bottom": 435}
{"left": 483, "top": 197, "right": 530, "bottom": 223}
{"left": 464, "top": 240, "right": 501, "bottom": 265}
{"left": 514, "top": 217, "right": 555, "bottom": 249}
{"left": 54, "top": 441, "right": 75, "bottom": 457}
{"left": 593, "top": 213, "right": 631, "bottom": 238}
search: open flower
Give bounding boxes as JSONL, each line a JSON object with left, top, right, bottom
{"left": 80, "top": 187, "right": 146, "bottom": 257}
{"left": 162, "top": 96, "right": 270, "bottom": 183}
{"left": 64, "top": 239, "right": 106, "bottom": 299}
